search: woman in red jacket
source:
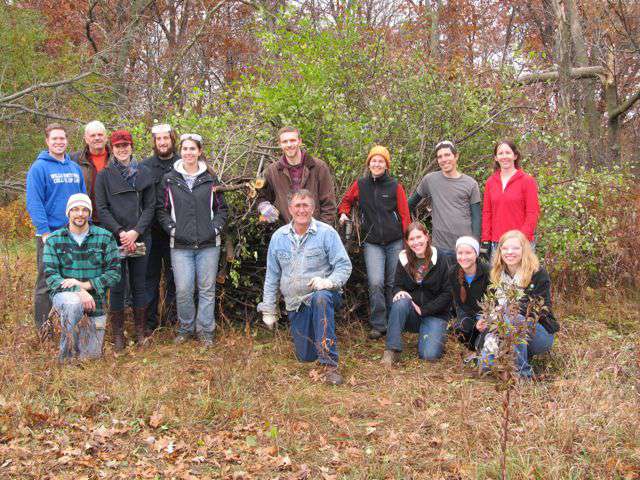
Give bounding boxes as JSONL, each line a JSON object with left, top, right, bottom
{"left": 338, "top": 146, "right": 411, "bottom": 340}
{"left": 481, "top": 139, "right": 540, "bottom": 254}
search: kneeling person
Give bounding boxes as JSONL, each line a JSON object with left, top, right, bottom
{"left": 258, "top": 190, "right": 352, "bottom": 385}
{"left": 43, "top": 194, "right": 121, "bottom": 361}
{"left": 382, "top": 222, "right": 452, "bottom": 365}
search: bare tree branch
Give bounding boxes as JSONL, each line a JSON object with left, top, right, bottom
{"left": 607, "top": 88, "right": 640, "bottom": 121}
{"left": 0, "top": 104, "right": 85, "bottom": 124}
{"left": 0, "top": 72, "right": 94, "bottom": 104}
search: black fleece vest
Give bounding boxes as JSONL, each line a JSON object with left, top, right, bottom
{"left": 357, "top": 173, "right": 403, "bottom": 245}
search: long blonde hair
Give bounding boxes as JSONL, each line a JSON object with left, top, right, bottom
{"left": 490, "top": 230, "right": 539, "bottom": 287}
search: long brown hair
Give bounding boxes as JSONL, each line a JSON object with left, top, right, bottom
{"left": 153, "top": 129, "right": 178, "bottom": 157}
{"left": 490, "top": 230, "right": 539, "bottom": 287}
{"left": 404, "top": 222, "right": 432, "bottom": 280}
{"left": 493, "top": 139, "right": 521, "bottom": 172}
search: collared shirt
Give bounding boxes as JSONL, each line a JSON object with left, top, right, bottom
{"left": 258, "top": 218, "right": 352, "bottom": 313}
{"left": 43, "top": 225, "right": 121, "bottom": 317}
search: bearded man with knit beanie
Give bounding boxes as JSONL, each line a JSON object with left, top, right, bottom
{"left": 338, "top": 146, "right": 411, "bottom": 340}
{"left": 256, "top": 126, "right": 337, "bottom": 225}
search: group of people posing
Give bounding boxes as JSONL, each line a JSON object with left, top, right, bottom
{"left": 26, "top": 122, "right": 556, "bottom": 386}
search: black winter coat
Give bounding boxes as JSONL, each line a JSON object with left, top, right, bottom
{"left": 514, "top": 267, "right": 559, "bottom": 334}
{"left": 94, "top": 160, "right": 155, "bottom": 243}
{"left": 448, "top": 259, "right": 490, "bottom": 349}
{"left": 392, "top": 247, "right": 452, "bottom": 320}
{"left": 156, "top": 166, "right": 228, "bottom": 249}
{"left": 141, "top": 153, "right": 180, "bottom": 237}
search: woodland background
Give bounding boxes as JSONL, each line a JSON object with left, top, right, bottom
{"left": 0, "top": 1, "right": 639, "bottom": 478}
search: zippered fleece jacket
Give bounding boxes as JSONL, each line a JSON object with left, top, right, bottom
{"left": 26, "top": 151, "right": 87, "bottom": 235}
{"left": 481, "top": 169, "right": 539, "bottom": 242}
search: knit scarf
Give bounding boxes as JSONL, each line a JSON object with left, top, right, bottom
{"left": 114, "top": 157, "right": 138, "bottom": 188}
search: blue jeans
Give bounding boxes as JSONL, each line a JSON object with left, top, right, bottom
{"left": 145, "top": 230, "right": 176, "bottom": 330}
{"left": 110, "top": 237, "right": 150, "bottom": 310}
{"left": 53, "top": 292, "right": 106, "bottom": 361}
{"left": 480, "top": 315, "right": 554, "bottom": 378}
{"left": 288, "top": 290, "right": 341, "bottom": 367}
{"left": 362, "top": 239, "right": 403, "bottom": 332}
{"left": 171, "top": 246, "right": 220, "bottom": 339}
{"left": 385, "top": 297, "right": 448, "bottom": 361}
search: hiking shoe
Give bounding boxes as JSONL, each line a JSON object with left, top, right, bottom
{"left": 200, "top": 337, "right": 214, "bottom": 348}
{"left": 323, "top": 367, "right": 343, "bottom": 386}
{"left": 381, "top": 349, "right": 398, "bottom": 366}
{"left": 368, "top": 329, "right": 385, "bottom": 340}
{"left": 173, "top": 334, "right": 188, "bottom": 345}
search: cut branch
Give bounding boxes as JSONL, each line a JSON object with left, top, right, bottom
{"left": 517, "top": 66, "right": 605, "bottom": 84}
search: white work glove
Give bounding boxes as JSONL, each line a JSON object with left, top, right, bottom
{"left": 339, "top": 213, "right": 350, "bottom": 225}
{"left": 258, "top": 202, "right": 280, "bottom": 223}
{"left": 262, "top": 312, "right": 278, "bottom": 329}
{"left": 308, "top": 277, "right": 334, "bottom": 291}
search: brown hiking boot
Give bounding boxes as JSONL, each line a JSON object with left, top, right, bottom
{"left": 381, "top": 349, "right": 399, "bottom": 367}
{"left": 323, "top": 366, "right": 343, "bottom": 386}
{"left": 110, "top": 310, "right": 126, "bottom": 352}
{"left": 133, "top": 306, "right": 147, "bottom": 345}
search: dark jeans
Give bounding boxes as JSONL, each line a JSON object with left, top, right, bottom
{"left": 145, "top": 231, "right": 176, "bottom": 330}
{"left": 385, "top": 297, "right": 448, "bottom": 361}
{"left": 110, "top": 239, "right": 150, "bottom": 311}
{"left": 34, "top": 237, "right": 52, "bottom": 332}
{"left": 362, "top": 239, "right": 403, "bottom": 332}
{"left": 288, "top": 290, "right": 341, "bottom": 367}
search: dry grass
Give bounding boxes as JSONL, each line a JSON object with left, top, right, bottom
{"left": 0, "top": 240, "right": 639, "bottom": 479}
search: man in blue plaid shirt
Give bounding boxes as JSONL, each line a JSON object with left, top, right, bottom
{"left": 43, "top": 193, "right": 120, "bottom": 361}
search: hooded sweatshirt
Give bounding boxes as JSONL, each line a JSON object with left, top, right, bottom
{"left": 26, "top": 150, "right": 87, "bottom": 235}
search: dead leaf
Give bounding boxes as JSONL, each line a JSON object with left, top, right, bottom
{"left": 376, "top": 398, "right": 392, "bottom": 407}
{"left": 149, "top": 411, "right": 164, "bottom": 429}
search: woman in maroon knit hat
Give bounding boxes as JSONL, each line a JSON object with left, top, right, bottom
{"left": 95, "top": 130, "right": 155, "bottom": 350}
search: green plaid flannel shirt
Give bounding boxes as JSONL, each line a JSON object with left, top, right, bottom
{"left": 43, "top": 225, "right": 121, "bottom": 317}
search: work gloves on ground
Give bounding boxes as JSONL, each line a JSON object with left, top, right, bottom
{"left": 262, "top": 312, "right": 278, "bottom": 329}
{"left": 258, "top": 202, "right": 280, "bottom": 223}
{"left": 308, "top": 277, "right": 334, "bottom": 291}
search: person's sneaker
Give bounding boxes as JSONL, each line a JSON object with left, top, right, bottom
{"left": 323, "top": 367, "right": 343, "bottom": 386}
{"left": 200, "top": 337, "right": 214, "bottom": 348}
{"left": 173, "top": 334, "right": 188, "bottom": 345}
{"left": 381, "top": 349, "right": 398, "bottom": 366}
{"left": 368, "top": 329, "right": 385, "bottom": 340}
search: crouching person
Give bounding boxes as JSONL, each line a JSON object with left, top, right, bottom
{"left": 257, "top": 189, "right": 352, "bottom": 385}
{"left": 448, "top": 236, "right": 490, "bottom": 352}
{"left": 382, "top": 222, "right": 452, "bottom": 365}
{"left": 43, "top": 194, "right": 120, "bottom": 361}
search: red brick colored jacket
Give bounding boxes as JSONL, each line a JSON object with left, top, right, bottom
{"left": 256, "top": 151, "right": 337, "bottom": 225}
{"left": 481, "top": 169, "right": 540, "bottom": 242}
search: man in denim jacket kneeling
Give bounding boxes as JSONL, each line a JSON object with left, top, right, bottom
{"left": 258, "top": 189, "right": 352, "bottom": 385}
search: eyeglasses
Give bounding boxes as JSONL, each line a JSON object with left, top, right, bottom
{"left": 112, "top": 143, "right": 131, "bottom": 148}
{"left": 180, "top": 133, "right": 203, "bottom": 143}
